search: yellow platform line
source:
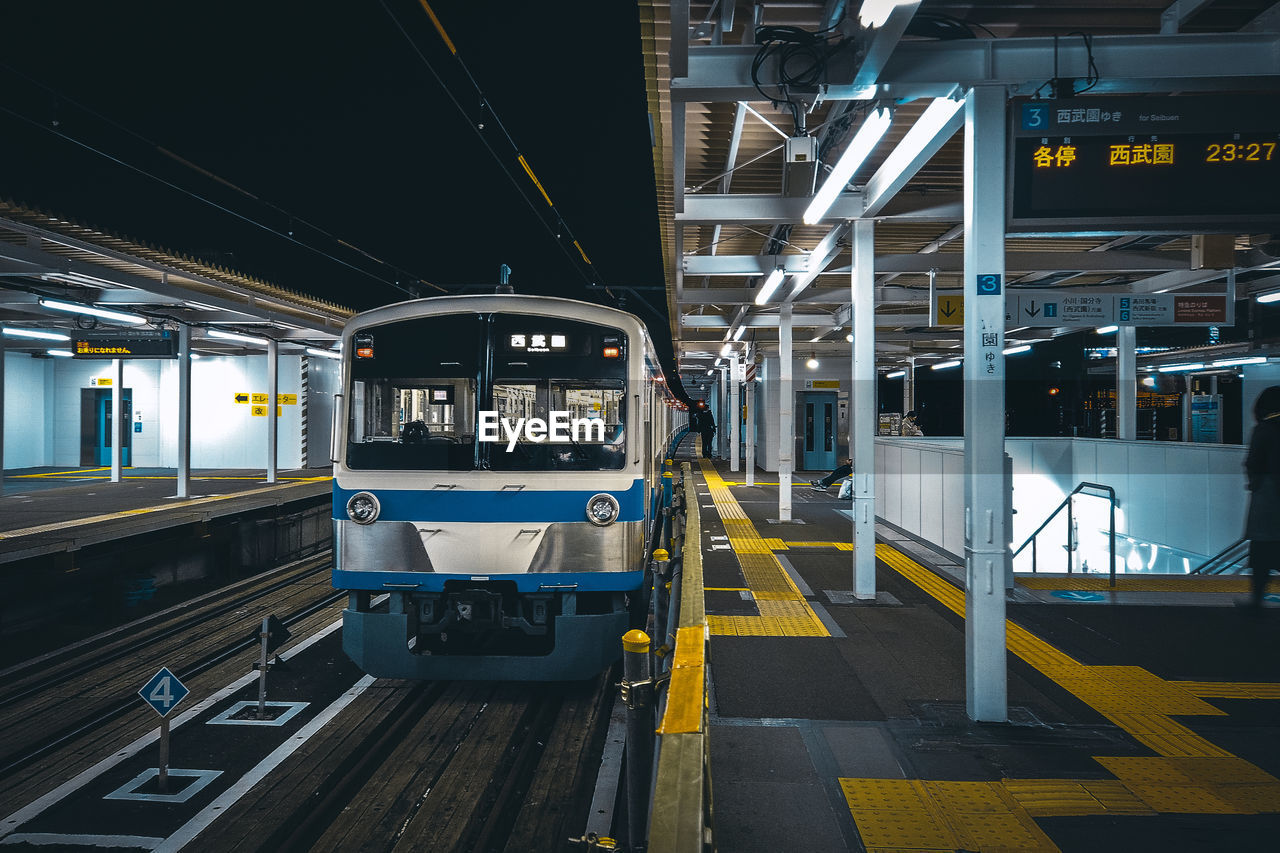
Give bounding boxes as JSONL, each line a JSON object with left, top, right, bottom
{"left": 840, "top": 541, "right": 1280, "bottom": 847}
{"left": 1017, "top": 575, "right": 1250, "bottom": 593}
{"left": 697, "top": 458, "right": 827, "bottom": 638}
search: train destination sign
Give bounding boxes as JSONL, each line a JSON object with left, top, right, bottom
{"left": 1005, "top": 291, "right": 1231, "bottom": 328}
{"left": 72, "top": 331, "right": 178, "bottom": 359}
{"left": 1009, "top": 95, "right": 1280, "bottom": 233}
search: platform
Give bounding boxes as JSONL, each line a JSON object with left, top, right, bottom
{"left": 687, "top": 453, "right": 1280, "bottom": 852}
{"left": 0, "top": 466, "right": 332, "bottom": 564}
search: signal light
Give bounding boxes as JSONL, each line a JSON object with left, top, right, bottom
{"left": 1048, "top": 386, "right": 1061, "bottom": 396}
{"left": 602, "top": 346, "right": 620, "bottom": 358}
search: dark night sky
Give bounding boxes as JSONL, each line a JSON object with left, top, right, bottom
{"left": 0, "top": 1, "right": 675, "bottom": 374}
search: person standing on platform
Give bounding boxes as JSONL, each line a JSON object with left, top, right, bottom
{"left": 900, "top": 410, "right": 924, "bottom": 436}
{"left": 691, "top": 399, "right": 717, "bottom": 459}
{"left": 1245, "top": 385, "right": 1280, "bottom": 608}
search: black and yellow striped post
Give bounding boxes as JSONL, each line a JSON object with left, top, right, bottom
{"left": 621, "top": 628, "right": 653, "bottom": 852}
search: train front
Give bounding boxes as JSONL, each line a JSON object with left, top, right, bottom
{"left": 331, "top": 298, "right": 648, "bottom": 680}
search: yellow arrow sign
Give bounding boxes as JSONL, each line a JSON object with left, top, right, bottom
{"left": 935, "top": 295, "right": 964, "bottom": 326}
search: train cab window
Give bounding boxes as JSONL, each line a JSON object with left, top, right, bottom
{"left": 488, "top": 380, "right": 626, "bottom": 471}
{"left": 346, "top": 314, "right": 481, "bottom": 470}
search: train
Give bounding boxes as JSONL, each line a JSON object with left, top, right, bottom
{"left": 330, "top": 294, "right": 682, "bottom": 679}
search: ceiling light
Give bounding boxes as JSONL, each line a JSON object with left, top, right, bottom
{"left": 731, "top": 324, "right": 746, "bottom": 342}
{"left": 754, "top": 267, "right": 787, "bottom": 305}
{"left": 859, "top": 0, "right": 912, "bottom": 28}
{"left": 206, "top": 328, "right": 271, "bottom": 346}
{"left": 885, "top": 370, "right": 905, "bottom": 379}
{"left": 1211, "top": 356, "right": 1266, "bottom": 367}
{"left": 720, "top": 343, "right": 733, "bottom": 357}
{"left": 1003, "top": 344, "right": 1032, "bottom": 355}
{"left": 803, "top": 107, "right": 892, "bottom": 225}
{"left": 846, "top": 333, "right": 854, "bottom": 342}
{"left": 932, "top": 359, "right": 961, "bottom": 370}
{"left": 305, "top": 347, "right": 342, "bottom": 360}
{"left": 39, "top": 297, "right": 146, "bottom": 325}
{"left": 1142, "top": 376, "right": 1156, "bottom": 387}
{"left": 806, "top": 353, "right": 819, "bottom": 369}
{"left": 46, "top": 349, "right": 73, "bottom": 357}
{"left": 1157, "top": 362, "right": 1204, "bottom": 373}
{"left": 1258, "top": 291, "right": 1280, "bottom": 304}
{"left": 1095, "top": 325, "right": 1118, "bottom": 334}
{"left": 3, "top": 327, "right": 70, "bottom": 341}
{"left": 866, "top": 96, "right": 964, "bottom": 200}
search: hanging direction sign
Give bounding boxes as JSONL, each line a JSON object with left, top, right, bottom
{"left": 1006, "top": 292, "right": 1230, "bottom": 328}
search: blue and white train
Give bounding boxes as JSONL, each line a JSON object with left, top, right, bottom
{"left": 331, "top": 294, "right": 680, "bottom": 680}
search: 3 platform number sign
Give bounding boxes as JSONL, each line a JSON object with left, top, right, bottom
{"left": 976, "top": 274, "right": 1002, "bottom": 296}
{"left": 139, "top": 667, "right": 190, "bottom": 718}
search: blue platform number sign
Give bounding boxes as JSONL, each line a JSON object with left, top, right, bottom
{"left": 1021, "top": 103, "right": 1048, "bottom": 131}
{"left": 139, "top": 667, "right": 190, "bottom": 718}
{"left": 976, "top": 274, "right": 1002, "bottom": 295}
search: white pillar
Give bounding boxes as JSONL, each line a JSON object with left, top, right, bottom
{"left": 0, "top": 332, "right": 5, "bottom": 495}
{"left": 1117, "top": 326, "right": 1137, "bottom": 440}
{"left": 267, "top": 339, "right": 278, "bottom": 483}
{"left": 962, "top": 85, "right": 1008, "bottom": 723}
{"left": 111, "top": 358, "right": 123, "bottom": 483}
{"left": 851, "top": 218, "right": 877, "bottom": 599}
{"left": 778, "top": 303, "right": 793, "bottom": 521}
{"left": 903, "top": 356, "right": 916, "bottom": 416}
{"left": 177, "top": 324, "right": 192, "bottom": 498}
{"left": 745, "top": 360, "right": 756, "bottom": 487}
{"left": 718, "top": 367, "right": 728, "bottom": 459}
{"left": 729, "top": 353, "right": 740, "bottom": 472}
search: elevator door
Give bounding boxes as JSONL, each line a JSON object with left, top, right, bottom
{"left": 801, "top": 393, "right": 837, "bottom": 471}
{"left": 80, "top": 388, "right": 133, "bottom": 467}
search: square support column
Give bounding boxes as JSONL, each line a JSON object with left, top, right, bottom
{"left": 962, "top": 85, "right": 1009, "bottom": 723}
{"left": 851, "top": 218, "right": 877, "bottom": 600}
{"left": 745, "top": 362, "right": 756, "bottom": 486}
{"left": 177, "top": 324, "right": 192, "bottom": 498}
{"left": 729, "top": 353, "right": 740, "bottom": 472}
{"left": 778, "top": 302, "right": 793, "bottom": 521}
{"left": 267, "top": 339, "right": 278, "bottom": 483}
{"left": 1117, "top": 326, "right": 1137, "bottom": 440}
{"left": 111, "top": 358, "right": 123, "bottom": 483}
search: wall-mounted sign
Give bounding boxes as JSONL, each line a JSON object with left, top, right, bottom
{"left": 251, "top": 405, "right": 268, "bottom": 417}
{"left": 506, "top": 332, "right": 569, "bottom": 354}
{"left": 1009, "top": 95, "right": 1280, "bottom": 233}
{"left": 1003, "top": 291, "right": 1230, "bottom": 328}
{"left": 279, "top": 393, "right": 298, "bottom": 405}
{"left": 72, "top": 331, "right": 178, "bottom": 359}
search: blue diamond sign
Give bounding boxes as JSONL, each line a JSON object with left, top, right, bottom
{"left": 139, "top": 667, "right": 190, "bottom": 718}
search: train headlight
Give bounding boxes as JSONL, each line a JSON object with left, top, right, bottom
{"left": 586, "top": 493, "right": 620, "bottom": 526}
{"left": 346, "top": 491, "right": 381, "bottom": 524}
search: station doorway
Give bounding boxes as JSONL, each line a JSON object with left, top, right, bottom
{"left": 800, "top": 392, "right": 837, "bottom": 471}
{"left": 80, "top": 388, "right": 133, "bottom": 467}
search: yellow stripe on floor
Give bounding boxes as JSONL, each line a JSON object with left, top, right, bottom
{"left": 839, "top": 541, "right": 1280, "bottom": 851}
{"left": 698, "top": 459, "right": 827, "bottom": 638}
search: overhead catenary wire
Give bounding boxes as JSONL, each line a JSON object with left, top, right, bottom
{"left": 382, "top": 0, "right": 619, "bottom": 305}
{"left": 0, "top": 63, "right": 442, "bottom": 299}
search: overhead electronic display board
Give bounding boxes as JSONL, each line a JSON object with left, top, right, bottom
{"left": 1008, "top": 95, "right": 1280, "bottom": 234}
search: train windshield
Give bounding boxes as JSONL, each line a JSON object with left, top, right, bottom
{"left": 344, "top": 312, "right": 629, "bottom": 471}
{"left": 346, "top": 314, "right": 481, "bottom": 471}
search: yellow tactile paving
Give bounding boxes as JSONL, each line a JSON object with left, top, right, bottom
{"left": 1173, "top": 681, "right": 1280, "bottom": 699}
{"left": 697, "top": 459, "right": 828, "bottom": 638}
{"left": 1016, "top": 575, "right": 1250, "bottom": 593}
{"left": 1001, "top": 779, "right": 1155, "bottom": 817}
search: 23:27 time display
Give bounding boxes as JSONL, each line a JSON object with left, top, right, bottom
{"left": 1205, "top": 141, "right": 1276, "bottom": 162}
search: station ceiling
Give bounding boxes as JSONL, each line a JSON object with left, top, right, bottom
{"left": 638, "top": 1, "right": 1280, "bottom": 385}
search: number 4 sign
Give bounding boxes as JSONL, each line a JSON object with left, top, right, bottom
{"left": 139, "top": 667, "right": 190, "bottom": 718}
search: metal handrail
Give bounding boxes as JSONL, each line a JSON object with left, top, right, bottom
{"left": 1190, "top": 537, "right": 1250, "bottom": 575}
{"left": 1012, "top": 482, "right": 1119, "bottom": 587}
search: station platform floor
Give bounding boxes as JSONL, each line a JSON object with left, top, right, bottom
{"left": 684, "top": 452, "right": 1280, "bottom": 852}
{"left": 0, "top": 466, "right": 332, "bottom": 563}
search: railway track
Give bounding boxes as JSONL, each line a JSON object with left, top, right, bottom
{"left": 0, "top": 553, "right": 343, "bottom": 801}
{"left": 198, "top": 671, "right": 617, "bottom": 853}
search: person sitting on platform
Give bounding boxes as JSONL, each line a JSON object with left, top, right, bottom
{"left": 900, "top": 410, "right": 923, "bottom": 436}
{"left": 810, "top": 457, "right": 852, "bottom": 489}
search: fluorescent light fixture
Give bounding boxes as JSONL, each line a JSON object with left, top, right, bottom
{"left": 46, "top": 348, "right": 73, "bottom": 357}
{"left": 3, "top": 327, "right": 69, "bottom": 341}
{"left": 206, "top": 328, "right": 271, "bottom": 346}
{"left": 885, "top": 370, "right": 905, "bottom": 379}
{"left": 1211, "top": 356, "right": 1266, "bottom": 367}
{"left": 1258, "top": 291, "right": 1280, "bottom": 304}
{"left": 754, "top": 267, "right": 787, "bottom": 305}
{"left": 1157, "top": 362, "right": 1204, "bottom": 373}
{"left": 38, "top": 297, "right": 145, "bottom": 325}
{"left": 731, "top": 324, "right": 746, "bottom": 342}
{"left": 803, "top": 107, "right": 892, "bottom": 225}
{"left": 932, "top": 359, "right": 961, "bottom": 370}
{"left": 1003, "top": 344, "right": 1032, "bottom": 355}
{"left": 720, "top": 343, "right": 733, "bottom": 357}
{"left": 1095, "top": 325, "right": 1118, "bottom": 334}
{"left": 869, "top": 96, "right": 964, "bottom": 188}
{"left": 859, "top": 0, "right": 911, "bottom": 28}
{"left": 706, "top": 369, "right": 714, "bottom": 376}
{"left": 305, "top": 347, "right": 342, "bottom": 360}
{"left": 1142, "top": 376, "right": 1156, "bottom": 387}
{"left": 189, "top": 353, "right": 201, "bottom": 359}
